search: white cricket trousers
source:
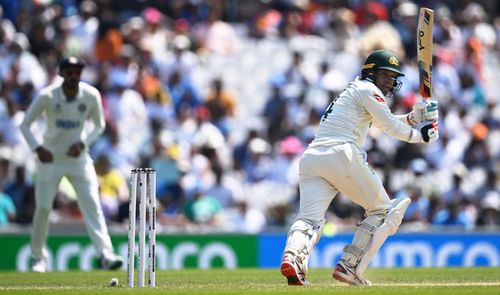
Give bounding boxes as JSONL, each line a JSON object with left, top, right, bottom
{"left": 297, "top": 143, "right": 391, "bottom": 223}
{"left": 31, "top": 154, "right": 114, "bottom": 259}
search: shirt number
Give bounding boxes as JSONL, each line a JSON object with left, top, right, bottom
{"left": 321, "top": 83, "right": 352, "bottom": 121}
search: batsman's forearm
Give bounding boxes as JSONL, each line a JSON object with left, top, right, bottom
{"left": 384, "top": 122, "right": 422, "bottom": 143}
{"left": 395, "top": 114, "right": 412, "bottom": 126}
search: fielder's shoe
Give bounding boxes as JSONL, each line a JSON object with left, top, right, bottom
{"left": 333, "top": 261, "right": 371, "bottom": 286}
{"left": 98, "top": 254, "right": 123, "bottom": 270}
{"left": 280, "top": 254, "right": 308, "bottom": 286}
{"left": 31, "top": 257, "right": 47, "bottom": 273}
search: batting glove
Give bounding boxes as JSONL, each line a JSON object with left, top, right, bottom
{"left": 423, "top": 100, "right": 438, "bottom": 121}
{"left": 414, "top": 120, "right": 439, "bottom": 143}
{"left": 407, "top": 99, "right": 438, "bottom": 126}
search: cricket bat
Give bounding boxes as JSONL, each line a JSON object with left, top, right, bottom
{"left": 417, "top": 7, "right": 434, "bottom": 100}
{"left": 415, "top": 7, "right": 434, "bottom": 123}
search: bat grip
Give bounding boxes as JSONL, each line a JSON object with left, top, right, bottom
{"left": 414, "top": 101, "right": 426, "bottom": 123}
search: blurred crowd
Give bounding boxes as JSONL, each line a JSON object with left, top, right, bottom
{"left": 0, "top": 0, "right": 499, "bottom": 233}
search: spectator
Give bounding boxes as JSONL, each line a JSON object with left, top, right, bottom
{"left": 269, "top": 135, "right": 302, "bottom": 185}
{"left": 204, "top": 167, "right": 235, "bottom": 208}
{"left": 148, "top": 134, "right": 184, "bottom": 204}
{"left": 476, "top": 191, "right": 500, "bottom": 229}
{"left": 65, "top": 0, "right": 99, "bottom": 57}
{"left": 432, "top": 199, "right": 475, "bottom": 230}
{"left": 0, "top": 191, "right": 16, "bottom": 226}
{"left": 204, "top": 78, "right": 236, "bottom": 137}
{"left": 94, "top": 154, "right": 128, "bottom": 222}
{"left": 400, "top": 185, "right": 429, "bottom": 223}
{"left": 3, "top": 165, "right": 31, "bottom": 222}
{"left": 184, "top": 187, "right": 222, "bottom": 225}
{"left": 94, "top": 13, "right": 122, "bottom": 63}
{"left": 0, "top": 32, "right": 47, "bottom": 90}
{"left": 105, "top": 71, "right": 149, "bottom": 155}
{"left": 141, "top": 7, "right": 170, "bottom": 60}
{"left": 91, "top": 122, "right": 138, "bottom": 177}
{"left": 225, "top": 200, "right": 266, "bottom": 233}
{"left": 193, "top": 8, "right": 237, "bottom": 55}
{"left": 167, "top": 70, "right": 202, "bottom": 116}
{"left": 242, "top": 138, "right": 273, "bottom": 183}
{"left": 156, "top": 34, "right": 198, "bottom": 83}
{"left": 262, "top": 84, "right": 288, "bottom": 144}
{"left": 232, "top": 128, "right": 259, "bottom": 171}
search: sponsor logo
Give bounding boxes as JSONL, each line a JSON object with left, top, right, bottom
{"left": 418, "top": 30, "right": 426, "bottom": 51}
{"left": 258, "top": 233, "right": 500, "bottom": 268}
{"left": 16, "top": 241, "right": 237, "bottom": 271}
{"left": 56, "top": 119, "right": 80, "bottom": 129}
{"left": 310, "top": 241, "right": 499, "bottom": 268}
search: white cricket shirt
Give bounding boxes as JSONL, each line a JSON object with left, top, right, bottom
{"left": 310, "top": 77, "right": 421, "bottom": 148}
{"left": 20, "top": 81, "right": 105, "bottom": 157}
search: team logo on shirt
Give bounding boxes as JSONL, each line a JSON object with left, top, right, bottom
{"left": 373, "top": 93, "right": 385, "bottom": 103}
{"left": 54, "top": 103, "right": 62, "bottom": 113}
{"left": 78, "top": 103, "right": 86, "bottom": 113}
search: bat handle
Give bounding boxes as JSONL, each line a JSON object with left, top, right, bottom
{"left": 414, "top": 101, "right": 426, "bottom": 123}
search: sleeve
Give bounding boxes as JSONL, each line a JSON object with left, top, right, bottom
{"left": 395, "top": 114, "right": 411, "bottom": 125}
{"left": 83, "top": 88, "right": 106, "bottom": 147}
{"left": 362, "top": 90, "right": 422, "bottom": 143}
{"left": 19, "top": 94, "right": 46, "bottom": 150}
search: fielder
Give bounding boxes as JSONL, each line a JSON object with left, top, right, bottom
{"left": 280, "top": 50, "right": 439, "bottom": 286}
{"left": 20, "top": 57, "right": 123, "bottom": 272}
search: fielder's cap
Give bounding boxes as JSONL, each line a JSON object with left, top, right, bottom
{"left": 12, "top": 33, "right": 30, "bottom": 51}
{"left": 481, "top": 191, "right": 500, "bottom": 211}
{"left": 249, "top": 138, "right": 271, "bottom": 154}
{"left": 409, "top": 158, "right": 428, "bottom": 174}
{"left": 173, "top": 35, "right": 190, "bottom": 50}
{"left": 80, "top": 0, "right": 97, "bottom": 15}
{"left": 144, "top": 7, "right": 161, "bottom": 24}
{"left": 278, "top": 136, "right": 303, "bottom": 155}
{"left": 59, "top": 56, "right": 85, "bottom": 70}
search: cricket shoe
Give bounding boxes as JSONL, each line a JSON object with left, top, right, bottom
{"left": 98, "top": 254, "right": 123, "bottom": 270}
{"left": 31, "top": 257, "right": 47, "bottom": 273}
{"left": 333, "top": 261, "right": 371, "bottom": 286}
{"left": 280, "top": 254, "right": 308, "bottom": 286}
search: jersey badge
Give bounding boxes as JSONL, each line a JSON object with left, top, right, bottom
{"left": 78, "top": 103, "right": 87, "bottom": 113}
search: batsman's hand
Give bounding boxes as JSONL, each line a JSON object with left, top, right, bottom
{"left": 66, "top": 141, "right": 85, "bottom": 157}
{"left": 414, "top": 120, "right": 439, "bottom": 143}
{"left": 35, "top": 146, "right": 53, "bottom": 163}
{"left": 407, "top": 99, "right": 438, "bottom": 125}
{"left": 423, "top": 100, "right": 438, "bottom": 121}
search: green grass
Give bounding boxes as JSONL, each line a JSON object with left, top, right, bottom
{"left": 0, "top": 268, "right": 499, "bottom": 294}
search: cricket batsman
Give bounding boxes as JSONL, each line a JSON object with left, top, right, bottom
{"left": 280, "top": 50, "right": 439, "bottom": 285}
{"left": 19, "top": 57, "right": 123, "bottom": 272}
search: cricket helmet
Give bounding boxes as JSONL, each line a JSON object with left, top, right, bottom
{"left": 361, "top": 50, "right": 404, "bottom": 81}
{"left": 59, "top": 56, "right": 85, "bottom": 71}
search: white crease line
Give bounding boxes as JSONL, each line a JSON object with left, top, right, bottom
{"left": 373, "top": 282, "right": 500, "bottom": 287}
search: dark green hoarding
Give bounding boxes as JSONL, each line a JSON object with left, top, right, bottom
{"left": 0, "top": 234, "right": 258, "bottom": 271}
